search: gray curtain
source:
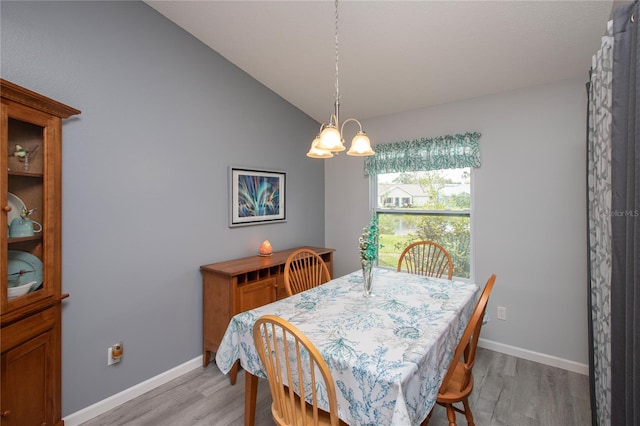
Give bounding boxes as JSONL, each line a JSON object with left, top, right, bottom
{"left": 610, "top": 2, "right": 639, "bottom": 426}
{"left": 587, "top": 19, "right": 614, "bottom": 426}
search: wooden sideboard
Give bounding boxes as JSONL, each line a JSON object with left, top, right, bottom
{"left": 200, "top": 246, "right": 334, "bottom": 381}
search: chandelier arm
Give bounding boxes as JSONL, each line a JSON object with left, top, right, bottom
{"left": 340, "top": 118, "right": 364, "bottom": 136}
{"left": 321, "top": 113, "right": 338, "bottom": 131}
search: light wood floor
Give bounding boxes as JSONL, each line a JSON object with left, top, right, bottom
{"left": 79, "top": 348, "right": 591, "bottom": 426}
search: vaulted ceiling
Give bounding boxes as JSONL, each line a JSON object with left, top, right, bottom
{"left": 146, "top": 0, "right": 614, "bottom": 123}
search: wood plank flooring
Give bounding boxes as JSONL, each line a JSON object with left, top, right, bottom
{"left": 79, "top": 348, "right": 591, "bottom": 426}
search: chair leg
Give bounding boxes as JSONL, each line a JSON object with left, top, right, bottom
{"left": 445, "top": 404, "right": 457, "bottom": 426}
{"left": 462, "top": 398, "right": 475, "bottom": 426}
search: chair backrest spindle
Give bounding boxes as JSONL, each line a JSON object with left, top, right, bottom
{"left": 397, "top": 241, "right": 454, "bottom": 280}
{"left": 284, "top": 249, "right": 331, "bottom": 296}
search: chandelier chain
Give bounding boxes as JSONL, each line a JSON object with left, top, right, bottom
{"left": 334, "top": 0, "right": 340, "bottom": 107}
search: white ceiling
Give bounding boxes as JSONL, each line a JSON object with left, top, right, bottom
{"left": 145, "top": 0, "right": 614, "bottom": 123}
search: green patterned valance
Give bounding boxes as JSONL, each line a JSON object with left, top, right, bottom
{"left": 364, "top": 132, "right": 481, "bottom": 175}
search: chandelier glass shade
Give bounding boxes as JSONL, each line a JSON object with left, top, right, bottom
{"left": 318, "top": 123, "right": 343, "bottom": 152}
{"left": 307, "top": 135, "right": 334, "bottom": 159}
{"left": 306, "top": 0, "right": 374, "bottom": 159}
{"left": 347, "top": 130, "right": 374, "bottom": 156}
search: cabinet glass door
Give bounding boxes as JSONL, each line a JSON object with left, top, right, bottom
{"left": 2, "top": 107, "right": 51, "bottom": 309}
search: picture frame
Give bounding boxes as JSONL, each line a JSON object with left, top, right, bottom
{"left": 229, "top": 167, "right": 286, "bottom": 227}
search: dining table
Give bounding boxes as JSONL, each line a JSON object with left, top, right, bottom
{"left": 215, "top": 267, "right": 481, "bottom": 426}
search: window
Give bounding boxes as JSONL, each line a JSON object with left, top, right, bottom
{"left": 364, "top": 131, "right": 480, "bottom": 279}
{"left": 374, "top": 167, "right": 472, "bottom": 279}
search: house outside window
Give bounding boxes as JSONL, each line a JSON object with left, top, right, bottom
{"left": 373, "top": 167, "right": 472, "bottom": 279}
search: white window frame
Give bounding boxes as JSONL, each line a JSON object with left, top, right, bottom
{"left": 369, "top": 169, "right": 475, "bottom": 282}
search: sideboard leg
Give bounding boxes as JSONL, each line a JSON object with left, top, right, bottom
{"left": 203, "top": 350, "right": 211, "bottom": 367}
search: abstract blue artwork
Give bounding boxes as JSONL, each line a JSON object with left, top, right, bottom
{"left": 230, "top": 167, "right": 286, "bottom": 226}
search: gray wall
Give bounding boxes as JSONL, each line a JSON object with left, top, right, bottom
{"left": 326, "top": 78, "right": 589, "bottom": 365}
{"left": 1, "top": 1, "right": 324, "bottom": 415}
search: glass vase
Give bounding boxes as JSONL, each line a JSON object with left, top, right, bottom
{"left": 362, "top": 261, "right": 374, "bottom": 297}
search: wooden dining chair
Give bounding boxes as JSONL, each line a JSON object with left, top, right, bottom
{"left": 253, "top": 315, "right": 346, "bottom": 426}
{"left": 397, "top": 241, "right": 454, "bottom": 279}
{"left": 422, "top": 273, "right": 497, "bottom": 426}
{"left": 284, "top": 248, "right": 331, "bottom": 297}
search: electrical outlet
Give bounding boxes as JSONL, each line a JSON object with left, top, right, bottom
{"left": 497, "top": 306, "right": 507, "bottom": 321}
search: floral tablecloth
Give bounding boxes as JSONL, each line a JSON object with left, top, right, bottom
{"left": 215, "top": 268, "right": 480, "bottom": 426}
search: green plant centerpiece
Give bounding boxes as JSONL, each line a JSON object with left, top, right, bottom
{"left": 359, "top": 211, "right": 379, "bottom": 297}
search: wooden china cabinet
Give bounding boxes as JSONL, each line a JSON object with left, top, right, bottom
{"left": 1, "top": 79, "right": 80, "bottom": 426}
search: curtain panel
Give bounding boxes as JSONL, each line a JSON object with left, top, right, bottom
{"left": 587, "top": 19, "right": 614, "bottom": 426}
{"left": 363, "top": 132, "right": 481, "bottom": 175}
{"left": 610, "top": 2, "right": 639, "bottom": 425}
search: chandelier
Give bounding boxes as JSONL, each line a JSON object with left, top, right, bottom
{"left": 306, "top": 0, "right": 375, "bottom": 159}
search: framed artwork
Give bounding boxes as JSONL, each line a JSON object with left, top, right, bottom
{"left": 229, "top": 167, "right": 286, "bottom": 227}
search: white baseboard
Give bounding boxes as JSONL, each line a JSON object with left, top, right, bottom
{"left": 63, "top": 356, "right": 203, "bottom": 426}
{"left": 64, "top": 340, "right": 589, "bottom": 425}
{"left": 478, "top": 338, "right": 589, "bottom": 375}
